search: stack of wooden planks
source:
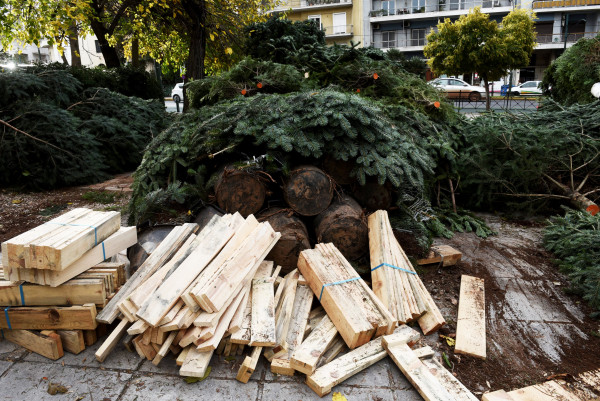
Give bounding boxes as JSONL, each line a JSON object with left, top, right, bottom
{"left": 298, "top": 242, "right": 397, "bottom": 349}
{"left": 0, "top": 208, "right": 135, "bottom": 360}
{"left": 94, "top": 213, "right": 282, "bottom": 378}
{"left": 368, "top": 210, "right": 446, "bottom": 334}
{"left": 2, "top": 208, "right": 136, "bottom": 286}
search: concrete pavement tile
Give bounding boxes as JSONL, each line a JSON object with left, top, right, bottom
{"left": 138, "top": 354, "right": 180, "bottom": 376}
{"left": 0, "top": 361, "right": 131, "bottom": 400}
{"left": 394, "top": 388, "right": 425, "bottom": 400}
{"left": 0, "top": 339, "right": 28, "bottom": 360}
{"left": 262, "top": 381, "right": 397, "bottom": 401}
{"left": 24, "top": 338, "right": 143, "bottom": 370}
{"left": 0, "top": 360, "right": 13, "bottom": 376}
{"left": 120, "top": 374, "right": 259, "bottom": 401}
{"left": 208, "top": 353, "right": 248, "bottom": 380}
{"left": 381, "top": 357, "right": 413, "bottom": 390}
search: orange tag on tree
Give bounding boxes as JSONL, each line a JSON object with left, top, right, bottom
{"left": 434, "top": 101, "right": 440, "bottom": 108}
{"left": 241, "top": 89, "right": 247, "bottom": 95}
{"left": 356, "top": 89, "right": 360, "bottom": 93}
{"left": 586, "top": 204, "right": 599, "bottom": 216}
{"left": 257, "top": 82, "right": 263, "bottom": 88}
{"left": 373, "top": 73, "right": 379, "bottom": 80}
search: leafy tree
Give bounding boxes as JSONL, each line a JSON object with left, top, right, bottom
{"left": 424, "top": 7, "right": 536, "bottom": 109}
{"left": 542, "top": 33, "right": 600, "bottom": 106}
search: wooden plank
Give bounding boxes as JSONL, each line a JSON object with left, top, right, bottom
{"left": 176, "top": 345, "right": 192, "bottom": 366}
{"left": 127, "top": 319, "right": 149, "bottom": 335}
{"left": 3, "top": 227, "right": 137, "bottom": 287}
{"left": 180, "top": 346, "right": 213, "bottom": 377}
{"left": 422, "top": 358, "right": 478, "bottom": 401}
{"left": 3, "top": 329, "right": 64, "bottom": 360}
{"left": 159, "top": 300, "right": 184, "bottom": 327}
{"left": 418, "top": 245, "right": 463, "bottom": 267}
{"left": 455, "top": 275, "right": 486, "bottom": 360}
{"left": 136, "top": 217, "right": 235, "bottom": 326}
{"left": 0, "top": 279, "right": 106, "bottom": 306}
{"left": 236, "top": 346, "right": 262, "bottom": 383}
{"left": 249, "top": 261, "right": 276, "bottom": 346}
{"left": 94, "top": 319, "right": 130, "bottom": 362}
{"left": 152, "top": 331, "right": 177, "bottom": 366}
{"left": 290, "top": 314, "right": 338, "bottom": 375}
{"left": 0, "top": 304, "right": 97, "bottom": 330}
{"left": 191, "top": 220, "right": 280, "bottom": 313}
{"left": 482, "top": 390, "right": 516, "bottom": 401}
{"left": 2, "top": 208, "right": 92, "bottom": 269}
{"left": 57, "top": 330, "right": 85, "bottom": 354}
{"left": 413, "top": 346, "right": 435, "bottom": 360}
{"left": 96, "top": 224, "right": 197, "bottom": 324}
{"left": 133, "top": 333, "right": 157, "bottom": 360}
{"left": 382, "top": 338, "right": 455, "bottom": 401}
{"left": 83, "top": 329, "right": 97, "bottom": 346}
{"left": 267, "top": 270, "right": 299, "bottom": 358}
{"left": 226, "top": 289, "right": 249, "bottom": 335}
{"left": 507, "top": 381, "right": 583, "bottom": 401}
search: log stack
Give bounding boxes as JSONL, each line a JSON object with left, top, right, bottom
{"left": 0, "top": 208, "right": 135, "bottom": 359}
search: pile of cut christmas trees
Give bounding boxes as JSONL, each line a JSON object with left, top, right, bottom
{"left": 0, "top": 208, "right": 136, "bottom": 358}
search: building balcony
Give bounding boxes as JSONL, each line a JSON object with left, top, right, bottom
{"left": 323, "top": 25, "right": 354, "bottom": 37}
{"left": 272, "top": 0, "right": 352, "bottom": 11}
{"left": 536, "top": 31, "right": 599, "bottom": 48}
{"left": 373, "top": 30, "right": 428, "bottom": 50}
{"left": 370, "top": 0, "right": 512, "bottom": 21}
{"left": 532, "top": 0, "right": 600, "bottom": 8}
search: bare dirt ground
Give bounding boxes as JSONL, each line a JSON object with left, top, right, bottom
{"left": 1, "top": 176, "right": 599, "bottom": 397}
{"left": 419, "top": 215, "right": 600, "bottom": 396}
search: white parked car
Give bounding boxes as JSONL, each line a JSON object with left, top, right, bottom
{"left": 171, "top": 83, "right": 184, "bottom": 102}
{"left": 429, "top": 78, "right": 487, "bottom": 101}
{"left": 510, "top": 81, "right": 543, "bottom": 96}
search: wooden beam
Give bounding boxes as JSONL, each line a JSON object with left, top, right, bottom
{"left": 94, "top": 319, "right": 130, "bottom": 362}
{"left": 455, "top": 275, "right": 486, "bottom": 360}
{"left": 83, "top": 329, "right": 97, "bottom": 346}
{"left": 417, "top": 245, "right": 462, "bottom": 267}
{"left": 0, "top": 304, "right": 97, "bottom": 330}
{"left": 96, "top": 223, "right": 198, "bottom": 324}
{"left": 3, "top": 329, "right": 64, "bottom": 360}
{"left": 57, "top": 330, "right": 85, "bottom": 355}
{"left": 249, "top": 262, "right": 276, "bottom": 346}
{"left": 382, "top": 336, "right": 455, "bottom": 401}
{"left": 290, "top": 314, "right": 338, "bottom": 375}
{"left": 236, "top": 346, "right": 262, "bottom": 383}
{"left": 136, "top": 217, "right": 235, "bottom": 326}
{"left": 0, "top": 279, "right": 106, "bottom": 307}
{"left": 152, "top": 331, "right": 178, "bottom": 366}
{"left": 482, "top": 390, "right": 516, "bottom": 401}
{"left": 180, "top": 346, "right": 213, "bottom": 377}
{"left": 422, "top": 358, "right": 478, "bottom": 401}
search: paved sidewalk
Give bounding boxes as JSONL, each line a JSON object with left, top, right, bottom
{"left": 0, "top": 338, "right": 422, "bottom": 401}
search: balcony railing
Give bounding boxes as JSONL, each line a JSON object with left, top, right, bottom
{"left": 323, "top": 25, "right": 354, "bottom": 36}
{"left": 369, "top": 0, "right": 509, "bottom": 16}
{"left": 532, "top": 0, "right": 600, "bottom": 8}
{"left": 373, "top": 31, "right": 428, "bottom": 48}
{"left": 273, "top": 0, "right": 351, "bottom": 9}
{"left": 537, "top": 31, "right": 598, "bottom": 44}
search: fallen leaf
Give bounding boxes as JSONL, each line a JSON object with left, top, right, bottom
{"left": 440, "top": 334, "right": 456, "bottom": 347}
{"left": 47, "top": 382, "right": 68, "bottom": 395}
{"left": 224, "top": 356, "right": 236, "bottom": 362}
{"left": 442, "top": 352, "right": 454, "bottom": 369}
{"left": 12, "top": 199, "right": 22, "bottom": 204}
{"left": 332, "top": 392, "right": 348, "bottom": 401}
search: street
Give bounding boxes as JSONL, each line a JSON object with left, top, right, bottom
{"left": 454, "top": 97, "right": 540, "bottom": 113}
{"left": 165, "top": 98, "right": 183, "bottom": 113}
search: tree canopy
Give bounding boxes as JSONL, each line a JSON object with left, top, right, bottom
{"left": 424, "top": 8, "right": 536, "bottom": 109}
{"left": 542, "top": 33, "right": 600, "bottom": 106}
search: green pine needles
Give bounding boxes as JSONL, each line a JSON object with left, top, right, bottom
{"left": 544, "top": 208, "right": 600, "bottom": 313}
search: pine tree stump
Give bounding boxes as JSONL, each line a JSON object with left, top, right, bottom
{"left": 284, "top": 166, "right": 333, "bottom": 216}
{"left": 214, "top": 166, "right": 266, "bottom": 217}
{"left": 353, "top": 182, "right": 392, "bottom": 211}
{"left": 322, "top": 156, "right": 354, "bottom": 185}
{"left": 258, "top": 208, "right": 311, "bottom": 274}
{"left": 314, "top": 195, "right": 368, "bottom": 260}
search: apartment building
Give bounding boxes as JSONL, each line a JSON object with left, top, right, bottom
{"left": 367, "top": 0, "right": 600, "bottom": 80}
{"left": 272, "top": 0, "right": 365, "bottom": 45}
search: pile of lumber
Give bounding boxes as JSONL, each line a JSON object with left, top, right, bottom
{"left": 0, "top": 208, "right": 134, "bottom": 359}
{"left": 2, "top": 208, "right": 136, "bottom": 286}
{"left": 368, "top": 210, "right": 446, "bottom": 334}
{"left": 94, "top": 213, "right": 282, "bottom": 377}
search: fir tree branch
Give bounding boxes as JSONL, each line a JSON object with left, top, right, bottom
{"left": 0, "top": 118, "right": 73, "bottom": 156}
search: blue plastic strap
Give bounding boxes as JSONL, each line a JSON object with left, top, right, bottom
{"left": 371, "top": 262, "right": 417, "bottom": 275}
{"left": 19, "top": 283, "right": 25, "bottom": 306}
{"left": 102, "top": 242, "right": 106, "bottom": 261}
{"left": 46, "top": 222, "right": 98, "bottom": 246}
{"left": 4, "top": 307, "right": 11, "bottom": 330}
{"left": 319, "top": 277, "right": 361, "bottom": 301}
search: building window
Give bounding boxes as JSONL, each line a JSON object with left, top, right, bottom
{"left": 412, "top": 0, "right": 425, "bottom": 13}
{"left": 382, "top": 0, "right": 396, "bottom": 15}
{"left": 95, "top": 40, "right": 102, "bottom": 53}
{"left": 411, "top": 29, "right": 426, "bottom": 46}
{"left": 332, "top": 12, "right": 346, "bottom": 34}
{"left": 307, "top": 15, "right": 322, "bottom": 30}
{"left": 382, "top": 31, "right": 396, "bottom": 48}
